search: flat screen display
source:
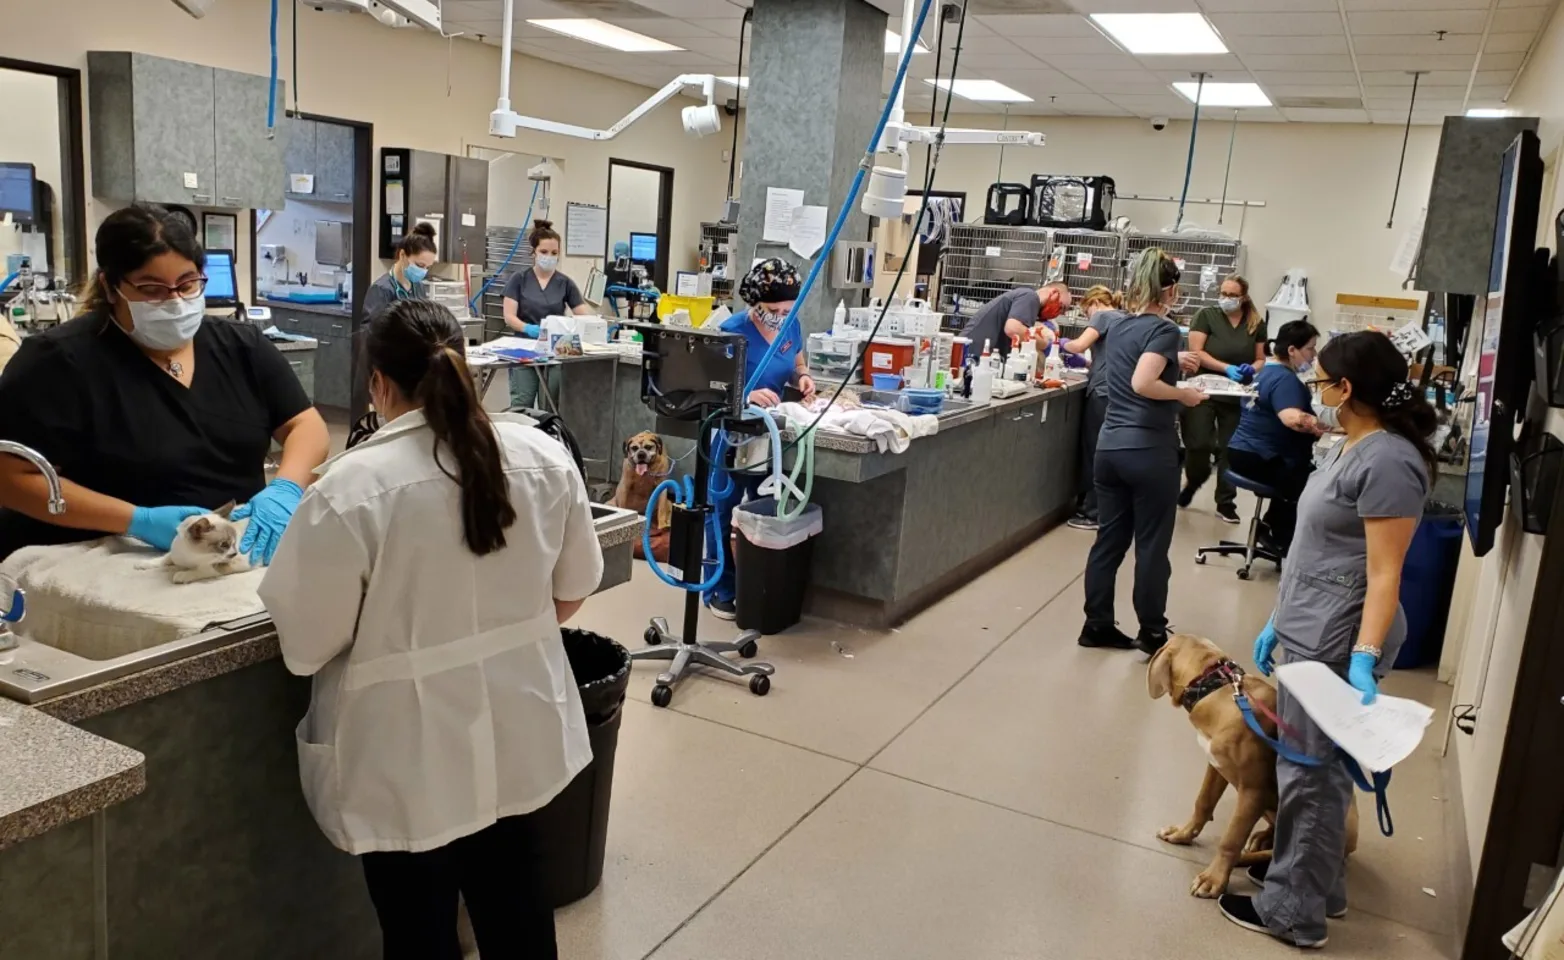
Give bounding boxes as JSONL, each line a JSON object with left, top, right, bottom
{"left": 630, "top": 232, "right": 657, "bottom": 263}
{"left": 204, "top": 250, "right": 238, "bottom": 303}
{"left": 0, "top": 163, "right": 36, "bottom": 224}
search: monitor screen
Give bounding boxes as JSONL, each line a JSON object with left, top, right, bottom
{"left": 630, "top": 232, "right": 657, "bottom": 263}
{"left": 0, "top": 164, "right": 36, "bottom": 225}
{"left": 204, "top": 249, "right": 238, "bottom": 303}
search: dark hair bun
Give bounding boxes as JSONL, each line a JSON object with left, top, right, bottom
{"left": 533, "top": 219, "right": 553, "bottom": 231}
{"left": 410, "top": 222, "right": 437, "bottom": 239}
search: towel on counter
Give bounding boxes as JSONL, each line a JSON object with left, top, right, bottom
{"left": 0, "top": 537, "right": 266, "bottom": 662}
{"left": 774, "top": 402, "right": 939, "bottom": 454}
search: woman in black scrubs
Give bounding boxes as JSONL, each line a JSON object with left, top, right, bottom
{"left": 502, "top": 219, "right": 593, "bottom": 411}
{"left": 0, "top": 203, "right": 329, "bottom": 561}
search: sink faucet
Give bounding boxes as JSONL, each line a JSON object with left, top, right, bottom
{"left": 0, "top": 441, "right": 65, "bottom": 515}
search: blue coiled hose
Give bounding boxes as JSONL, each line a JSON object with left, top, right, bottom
{"left": 643, "top": 471, "right": 726, "bottom": 592}
{"left": 469, "top": 179, "right": 540, "bottom": 315}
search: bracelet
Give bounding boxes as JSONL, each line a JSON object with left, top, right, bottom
{"left": 1352, "top": 644, "right": 1383, "bottom": 661}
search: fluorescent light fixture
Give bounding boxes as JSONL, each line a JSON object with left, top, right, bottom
{"left": 1173, "top": 81, "right": 1270, "bottom": 107}
{"left": 924, "top": 78, "right": 1032, "bottom": 103}
{"left": 716, "top": 76, "right": 749, "bottom": 88}
{"left": 886, "top": 30, "right": 930, "bottom": 54}
{"left": 1466, "top": 107, "right": 1513, "bottom": 117}
{"left": 527, "top": 18, "right": 683, "bottom": 53}
{"left": 1091, "top": 13, "right": 1227, "bottom": 55}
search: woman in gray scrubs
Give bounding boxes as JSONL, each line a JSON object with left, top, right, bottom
{"left": 503, "top": 219, "right": 592, "bottom": 411}
{"left": 363, "top": 223, "right": 437, "bottom": 318}
{"left": 1220, "top": 331, "right": 1436, "bottom": 949}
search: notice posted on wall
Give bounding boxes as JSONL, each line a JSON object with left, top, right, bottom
{"left": 763, "top": 187, "right": 806, "bottom": 243}
{"left": 565, "top": 202, "right": 609, "bottom": 258}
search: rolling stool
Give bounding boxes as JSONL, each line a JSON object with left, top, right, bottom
{"left": 1195, "top": 469, "right": 1288, "bottom": 580}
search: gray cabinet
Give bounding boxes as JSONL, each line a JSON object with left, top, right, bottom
{"left": 284, "top": 118, "right": 355, "bottom": 204}
{"left": 282, "top": 117, "right": 316, "bottom": 201}
{"left": 87, "top": 52, "right": 284, "bottom": 210}
{"left": 268, "top": 308, "right": 351, "bottom": 408}
{"left": 282, "top": 349, "right": 316, "bottom": 402}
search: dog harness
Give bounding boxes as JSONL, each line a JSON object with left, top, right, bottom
{"left": 1186, "top": 658, "right": 1397, "bottom": 837}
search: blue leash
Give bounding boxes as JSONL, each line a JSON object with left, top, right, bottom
{"left": 1235, "top": 691, "right": 1395, "bottom": 837}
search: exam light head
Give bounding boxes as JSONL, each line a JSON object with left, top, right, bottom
{"left": 682, "top": 103, "right": 722, "bottom": 139}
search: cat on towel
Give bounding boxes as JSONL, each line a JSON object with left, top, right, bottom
{"left": 139, "top": 502, "right": 252, "bottom": 584}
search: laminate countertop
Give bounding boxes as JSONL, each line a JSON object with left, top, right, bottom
{"left": 0, "top": 697, "right": 145, "bottom": 849}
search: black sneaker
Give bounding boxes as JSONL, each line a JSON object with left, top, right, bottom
{"left": 1246, "top": 864, "right": 1348, "bottom": 918}
{"left": 1078, "top": 623, "right": 1136, "bottom": 649}
{"left": 709, "top": 598, "right": 737, "bottom": 621}
{"left": 1218, "top": 894, "right": 1327, "bottom": 949}
{"left": 1066, "top": 513, "right": 1098, "bottom": 531}
{"left": 1136, "top": 628, "right": 1169, "bottom": 656}
{"left": 1177, "top": 483, "right": 1199, "bottom": 508}
{"left": 1217, "top": 504, "right": 1241, "bottom": 524}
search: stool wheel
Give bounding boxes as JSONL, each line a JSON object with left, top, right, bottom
{"left": 651, "top": 684, "right": 673, "bottom": 708}
{"left": 644, "top": 627, "right": 663, "bottom": 645}
{"left": 1237, "top": 567, "right": 1252, "bottom": 581}
{"left": 1194, "top": 552, "right": 1207, "bottom": 565}
{"left": 739, "top": 639, "right": 759, "bottom": 659}
{"left": 749, "top": 674, "right": 771, "bottom": 697}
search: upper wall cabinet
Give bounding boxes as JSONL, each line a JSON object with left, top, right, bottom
{"left": 88, "top": 52, "right": 285, "bottom": 210}
{"left": 284, "top": 117, "right": 355, "bottom": 204}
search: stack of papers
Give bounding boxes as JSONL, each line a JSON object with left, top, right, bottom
{"left": 1273, "top": 661, "right": 1436, "bottom": 773}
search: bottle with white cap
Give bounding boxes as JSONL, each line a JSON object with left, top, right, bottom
{"left": 970, "top": 338, "right": 995, "bottom": 404}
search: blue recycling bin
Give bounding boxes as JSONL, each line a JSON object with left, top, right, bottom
{"left": 1395, "top": 506, "right": 1465, "bottom": 669}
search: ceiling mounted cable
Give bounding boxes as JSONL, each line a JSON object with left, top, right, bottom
{"left": 1218, "top": 109, "right": 1238, "bottom": 225}
{"left": 1387, "top": 70, "right": 1425, "bottom": 229}
{"left": 726, "top": 8, "right": 751, "bottom": 203}
{"left": 1174, "top": 72, "right": 1207, "bottom": 231}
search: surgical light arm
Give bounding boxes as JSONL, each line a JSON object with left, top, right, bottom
{"left": 490, "top": 73, "right": 719, "bottom": 141}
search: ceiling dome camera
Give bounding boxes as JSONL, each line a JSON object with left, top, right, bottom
{"left": 1151, "top": 116, "right": 1169, "bottom": 132}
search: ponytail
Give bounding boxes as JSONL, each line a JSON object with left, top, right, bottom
{"left": 366, "top": 300, "right": 517, "bottom": 556}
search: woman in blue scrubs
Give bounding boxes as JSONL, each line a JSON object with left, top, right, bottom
{"left": 705, "top": 259, "right": 815, "bottom": 619}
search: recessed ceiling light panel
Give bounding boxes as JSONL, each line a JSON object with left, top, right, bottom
{"left": 1173, "top": 81, "right": 1270, "bottom": 107}
{"left": 924, "top": 78, "right": 1033, "bottom": 103}
{"left": 1091, "top": 13, "right": 1227, "bottom": 55}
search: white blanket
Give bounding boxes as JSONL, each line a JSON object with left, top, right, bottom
{"left": 0, "top": 537, "right": 266, "bottom": 661}
{"left": 775, "top": 402, "right": 939, "bottom": 454}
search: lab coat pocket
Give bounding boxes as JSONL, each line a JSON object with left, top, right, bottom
{"left": 294, "top": 718, "right": 346, "bottom": 848}
{"left": 1275, "top": 569, "right": 1364, "bottom": 664}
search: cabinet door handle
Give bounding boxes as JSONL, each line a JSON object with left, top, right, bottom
{"left": 334, "top": 193, "right": 349, "bottom": 199}
{"left": 221, "top": 196, "right": 242, "bottom": 205}
{"left": 192, "top": 193, "right": 212, "bottom": 202}
{"left": 330, "top": 323, "right": 344, "bottom": 332}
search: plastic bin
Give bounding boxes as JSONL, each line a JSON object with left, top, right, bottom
{"left": 734, "top": 497, "right": 823, "bottom": 635}
{"left": 535, "top": 629, "right": 630, "bottom": 908}
{"left": 1395, "top": 503, "right": 1465, "bottom": 669}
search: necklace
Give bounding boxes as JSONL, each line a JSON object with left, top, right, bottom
{"left": 165, "top": 359, "right": 184, "bottom": 379}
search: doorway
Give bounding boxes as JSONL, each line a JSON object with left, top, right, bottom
{"left": 0, "top": 57, "right": 87, "bottom": 292}
{"left": 606, "top": 159, "right": 673, "bottom": 291}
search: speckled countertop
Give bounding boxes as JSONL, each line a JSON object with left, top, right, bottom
{"left": 809, "top": 380, "right": 1088, "bottom": 455}
{"left": 0, "top": 698, "right": 145, "bottom": 849}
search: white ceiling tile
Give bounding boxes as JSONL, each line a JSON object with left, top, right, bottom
{"left": 1352, "top": 33, "right": 1480, "bottom": 55}
{"left": 1202, "top": 0, "right": 1336, "bottom": 10}
{"left": 673, "top": 35, "right": 744, "bottom": 57}
{"left": 1368, "top": 110, "right": 1455, "bottom": 125}
{"left": 1226, "top": 36, "right": 1349, "bottom": 55}
{"left": 1499, "top": 0, "right": 1552, "bottom": 6}
{"left": 1494, "top": 8, "right": 1553, "bottom": 32}
{"left": 1035, "top": 52, "right": 1144, "bottom": 72}
{"left": 1238, "top": 54, "right": 1356, "bottom": 72}
{"left": 946, "top": 36, "right": 1032, "bottom": 55}
{"left": 1360, "top": 69, "right": 1510, "bottom": 85}
{"left": 682, "top": 17, "right": 745, "bottom": 38}
{"left": 636, "top": 49, "right": 725, "bottom": 68}
{"left": 1133, "top": 53, "right": 1248, "bottom": 72}
{"left": 1267, "top": 84, "right": 1365, "bottom": 98}
{"left": 982, "top": 69, "right": 1091, "bottom": 95}
{"left": 1250, "top": 70, "right": 1367, "bottom": 86}
{"left": 1037, "top": 92, "right": 1134, "bottom": 114}
{"left": 1065, "top": 70, "right": 1174, "bottom": 94}
{"left": 1347, "top": 10, "right": 1489, "bottom": 34}
{"left": 1357, "top": 53, "right": 1483, "bottom": 71}
{"left": 604, "top": 17, "right": 724, "bottom": 39}
{"left": 1469, "top": 84, "right": 1512, "bottom": 98}
{"left": 1207, "top": 12, "right": 1345, "bottom": 35}
{"left": 1145, "top": 68, "right": 1256, "bottom": 84}
{"left": 1064, "top": 0, "right": 1199, "bottom": 10}
{"left": 1341, "top": 0, "right": 1487, "bottom": 10}
{"left": 952, "top": 53, "right": 1054, "bottom": 70}
{"left": 1282, "top": 107, "right": 1371, "bottom": 123}
{"left": 1482, "top": 32, "right": 1539, "bottom": 54}
{"left": 972, "top": 15, "right": 1106, "bottom": 38}
{"left": 1474, "top": 51, "right": 1527, "bottom": 70}
{"left": 629, "top": 0, "right": 746, "bottom": 16}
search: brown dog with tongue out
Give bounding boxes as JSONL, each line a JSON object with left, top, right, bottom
{"left": 610, "top": 431, "right": 674, "bottom": 562}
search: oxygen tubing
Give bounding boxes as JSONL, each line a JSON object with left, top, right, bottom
{"left": 468, "top": 179, "right": 540, "bottom": 313}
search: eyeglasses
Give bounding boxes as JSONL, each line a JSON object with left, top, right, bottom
{"left": 1305, "top": 377, "right": 1339, "bottom": 393}
{"left": 119, "top": 277, "right": 208, "bottom": 303}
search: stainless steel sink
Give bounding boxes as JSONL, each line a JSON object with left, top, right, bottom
{"left": 855, "top": 390, "right": 980, "bottom": 418}
{"left": 0, "top": 505, "right": 646, "bottom": 705}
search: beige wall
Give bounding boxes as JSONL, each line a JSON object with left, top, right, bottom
{"left": 0, "top": 0, "right": 738, "bottom": 296}
{"left": 1442, "top": 0, "right": 1564, "bottom": 877}
{"left": 0, "top": 68, "right": 65, "bottom": 275}
{"left": 912, "top": 114, "right": 1440, "bottom": 319}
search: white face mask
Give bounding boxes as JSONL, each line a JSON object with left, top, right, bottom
{"left": 536, "top": 254, "right": 559, "bottom": 272}
{"left": 125, "top": 295, "right": 205, "bottom": 351}
{"left": 1313, "top": 397, "right": 1341, "bottom": 430}
{"left": 1218, "top": 296, "right": 1242, "bottom": 314}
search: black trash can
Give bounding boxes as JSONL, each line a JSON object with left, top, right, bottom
{"left": 536, "top": 629, "right": 630, "bottom": 908}
{"left": 734, "top": 497, "right": 823, "bottom": 635}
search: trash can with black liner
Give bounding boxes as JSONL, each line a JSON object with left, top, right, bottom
{"left": 536, "top": 628, "right": 630, "bottom": 907}
{"left": 734, "top": 497, "right": 823, "bottom": 635}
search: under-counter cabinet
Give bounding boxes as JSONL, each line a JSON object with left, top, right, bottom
{"left": 88, "top": 52, "right": 285, "bottom": 210}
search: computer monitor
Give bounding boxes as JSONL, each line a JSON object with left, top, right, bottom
{"left": 204, "top": 249, "right": 239, "bottom": 306}
{"left": 630, "top": 232, "right": 658, "bottom": 264}
{"left": 0, "top": 164, "right": 37, "bottom": 226}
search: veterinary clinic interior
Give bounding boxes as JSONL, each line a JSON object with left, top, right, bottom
{"left": 4, "top": 0, "right": 1564, "bottom": 956}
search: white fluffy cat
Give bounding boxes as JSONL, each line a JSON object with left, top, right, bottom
{"left": 139, "top": 502, "right": 253, "bottom": 584}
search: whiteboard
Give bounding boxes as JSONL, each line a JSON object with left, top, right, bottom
{"left": 565, "top": 202, "right": 609, "bottom": 258}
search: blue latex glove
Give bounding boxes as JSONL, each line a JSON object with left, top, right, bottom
{"left": 522, "top": 322, "right": 542, "bottom": 339}
{"left": 1349, "top": 651, "right": 1380, "bottom": 705}
{"left": 1253, "top": 617, "right": 1278, "bottom": 676}
{"left": 1225, "top": 363, "right": 1256, "bottom": 385}
{"left": 232, "top": 479, "right": 303, "bottom": 566}
{"left": 127, "top": 505, "right": 208, "bottom": 552}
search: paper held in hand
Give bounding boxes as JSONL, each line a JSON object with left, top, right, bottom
{"left": 1273, "top": 661, "right": 1435, "bottom": 773}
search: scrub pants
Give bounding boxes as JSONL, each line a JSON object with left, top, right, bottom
{"left": 1226, "top": 448, "right": 1312, "bottom": 551}
{"left": 1076, "top": 391, "right": 1108, "bottom": 520}
{"left": 1180, "top": 397, "right": 1243, "bottom": 508}
{"left": 705, "top": 471, "right": 763, "bottom": 605}
{"left": 360, "top": 811, "right": 556, "bottom": 960}
{"left": 1082, "top": 446, "right": 1180, "bottom": 634}
{"left": 509, "top": 365, "right": 562, "bottom": 412}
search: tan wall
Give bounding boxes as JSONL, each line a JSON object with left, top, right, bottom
{"left": 0, "top": 0, "right": 740, "bottom": 295}
{"left": 0, "top": 68, "right": 65, "bottom": 274}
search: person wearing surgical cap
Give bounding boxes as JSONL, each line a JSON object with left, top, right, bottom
{"left": 704, "top": 258, "right": 816, "bottom": 620}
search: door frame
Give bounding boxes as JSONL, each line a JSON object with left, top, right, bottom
{"left": 0, "top": 57, "right": 88, "bottom": 288}
{"left": 606, "top": 157, "right": 674, "bottom": 291}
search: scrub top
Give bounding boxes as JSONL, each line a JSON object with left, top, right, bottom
{"left": 362, "top": 271, "right": 426, "bottom": 320}
{"left": 721, "top": 309, "right": 800, "bottom": 394}
{"left": 1229, "top": 364, "right": 1315, "bottom": 465}
{"left": 0, "top": 311, "right": 312, "bottom": 559}
{"left": 503, "top": 269, "right": 584, "bottom": 339}
{"left": 1095, "top": 312, "right": 1182, "bottom": 453}
{"left": 1274, "top": 431, "right": 1428, "bottom": 666}
{"left": 1189, "top": 305, "right": 1265, "bottom": 367}
{"left": 1084, "top": 308, "right": 1127, "bottom": 400}
{"left": 959, "top": 287, "right": 1041, "bottom": 359}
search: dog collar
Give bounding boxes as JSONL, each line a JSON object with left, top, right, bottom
{"left": 1180, "top": 658, "right": 1245, "bottom": 712}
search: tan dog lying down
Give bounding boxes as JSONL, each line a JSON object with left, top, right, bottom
{"left": 1147, "top": 633, "right": 1358, "bottom": 898}
{"left": 609, "top": 431, "right": 674, "bottom": 563}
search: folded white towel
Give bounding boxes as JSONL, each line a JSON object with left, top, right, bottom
{"left": 0, "top": 537, "right": 265, "bottom": 661}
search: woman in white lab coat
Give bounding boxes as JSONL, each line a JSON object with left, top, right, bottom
{"left": 259, "top": 298, "right": 603, "bottom": 960}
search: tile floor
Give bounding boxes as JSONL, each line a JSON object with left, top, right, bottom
{"left": 559, "top": 501, "right": 1463, "bottom": 960}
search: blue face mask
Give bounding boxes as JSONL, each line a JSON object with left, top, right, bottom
{"left": 402, "top": 264, "right": 429, "bottom": 287}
